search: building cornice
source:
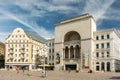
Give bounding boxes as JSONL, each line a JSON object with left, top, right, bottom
{"left": 55, "top": 13, "right": 95, "bottom": 27}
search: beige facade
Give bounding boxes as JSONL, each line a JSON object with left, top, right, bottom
{"left": 54, "top": 13, "right": 120, "bottom": 72}
{"left": 54, "top": 13, "right": 96, "bottom": 70}
{"left": 5, "top": 28, "right": 48, "bottom": 70}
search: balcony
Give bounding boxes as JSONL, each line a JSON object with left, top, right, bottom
{"left": 21, "top": 56, "right": 25, "bottom": 59}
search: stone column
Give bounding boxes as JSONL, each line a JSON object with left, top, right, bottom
{"left": 63, "top": 48, "right": 65, "bottom": 59}
{"left": 104, "top": 62, "right": 107, "bottom": 71}
{"left": 80, "top": 50, "right": 83, "bottom": 70}
{"left": 99, "top": 62, "right": 101, "bottom": 71}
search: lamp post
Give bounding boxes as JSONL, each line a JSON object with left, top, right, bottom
{"left": 42, "top": 44, "right": 47, "bottom": 78}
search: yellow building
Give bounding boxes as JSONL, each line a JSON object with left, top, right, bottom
{"left": 5, "top": 28, "right": 48, "bottom": 70}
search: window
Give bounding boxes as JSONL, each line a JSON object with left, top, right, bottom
{"left": 52, "top": 49, "right": 54, "bottom": 53}
{"left": 101, "top": 43, "right": 104, "bottom": 48}
{"left": 96, "top": 44, "right": 99, "bottom": 49}
{"left": 18, "top": 59, "right": 20, "bottom": 62}
{"left": 101, "top": 35, "right": 104, "bottom": 39}
{"left": 26, "top": 59, "right": 28, "bottom": 62}
{"left": 107, "top": 52, "right": 110, "bottom": 57}
{"left": 96, "top": 36, "right": 99, "bottom": 40}
{"left": 14, "top": 59, "right": 17, "bottom": 62}
{"left": 17, "top": 30, "right": 20, "bottom": 33}
{"left": 96, "top": 62, "right": 99, "bottom": 64}
{"left": 7, "top": 59, "right": 9, "bottom": 62}
{"left": 101, "top": 52, "right": 104, "bottom": 57}
{"left": 96, "top": 52, "right": 99, "bottom": 57}
{"left": 107, "top": 43, "right": 110, "bottom": 48}
{"left": 107, "top": 34, "right": 110, "bottom": 39}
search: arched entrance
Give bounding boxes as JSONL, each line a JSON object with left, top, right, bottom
{"left": 101, "top": 62, "right": 105, "bottom": 71}
{"left": 63, "top": 31, "right": 81, "bottom": 70}
{"left": 107, "top": 62, "right": 110, "bottom": 71}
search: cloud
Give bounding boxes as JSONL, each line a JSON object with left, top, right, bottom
{"left": 0, "top": 9, "right": 54, "bottom": 40}
{"left": 83, "top": 0, "right": 115, "bottom": 22}
{"left": 103, "top": 7, "right": 120, "bottom": 20}
{"left": 0, "top": 32, "right": 10, "bottom": 42}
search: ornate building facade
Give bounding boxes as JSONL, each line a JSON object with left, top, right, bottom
{"left": 5, "top": 28, "right": 48, "bottom": 70}
{"left": 54, "top": 13, "right": 120, "bottom": 72}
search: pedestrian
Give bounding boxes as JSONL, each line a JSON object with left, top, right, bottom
{"left": 68, "top": 68, "right": 71, "bottom": 73}
{"left": 22, "top": 67, "right": 25, "bottom": 73}
{"left": 16, "top": 66, "right": 19, "bottom": 74}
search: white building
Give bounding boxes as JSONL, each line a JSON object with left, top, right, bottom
{"left": 5, "top": 28, "right": 48, "bottom": 70}
{"left": 94, "top": 29, "right": 120, "bottom": 72}
{"left": 54, "top": 13, "right": 120, "bottom": 72}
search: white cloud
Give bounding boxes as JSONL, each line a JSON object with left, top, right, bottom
{"left": 0, "top": 9, "right": 54, "bottom": 40}
{"left": 83, "top": 0, "right": 115, "bottom": 21}
{"left": 0, "top": 32, "right": 10, "bottom": 42}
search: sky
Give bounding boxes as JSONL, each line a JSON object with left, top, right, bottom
{"left": 0, "top": 0, "right": 120, "bottom": 42}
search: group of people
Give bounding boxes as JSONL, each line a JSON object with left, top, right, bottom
{"left": 15, "top": 66, "right": 29, "bottom": 73}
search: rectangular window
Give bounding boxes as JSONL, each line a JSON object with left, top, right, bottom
{"left": 96, "top": 44, "right": 99, "bottom": 49}
{"left": 101, "top": 52, "right": 104, "bottom": 57}
{"left": 107, "top": 43, "right": 110, "bottom": 48}
{"left": 96, "top": 36, "right": 99, "bottom": 40}
{"left": 107, "top": 52, "right": 110, "bottom": 57}
{"left": 96, "top": 52, "right": 99, "bottom": 57}
{"left": 107, "top": 34, "right": 110, "bottom": 39}
{"left": 101, "top": 35, "right": 104, "bottom": 39}
{"left": 101, "top": 43, "right": 104, "bottom": 48}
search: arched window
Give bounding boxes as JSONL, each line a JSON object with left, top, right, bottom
{"left": 64, "top": 31, "right": 80, "bottom": 42}
{"left": 96, "top": 62, "right": 99, "bottom": 64}
{"left": 65, "top": 47, "right": 69, "bottom": 58}
{"left": 107, "top": 62, "right": 110, "bottom": 71}
{"left": 75, "top": 45, "right": 80, "bottom": 58}
{"left": 101, "top": 62, "right": 105, "bottom": 70}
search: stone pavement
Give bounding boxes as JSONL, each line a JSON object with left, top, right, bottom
{"left": 0, "top": 70, "right": 120, "bottom": 80}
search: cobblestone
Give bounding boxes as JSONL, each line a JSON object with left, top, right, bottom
{"left": 0, "top": 70, "right": 119, "bottom": 80}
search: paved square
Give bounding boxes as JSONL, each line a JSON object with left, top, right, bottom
{"left": 0, "top": 70, "right": 120, "bottom": 80}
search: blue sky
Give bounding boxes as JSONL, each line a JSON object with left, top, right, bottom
{"left": 0, "top": 0, "right": 120, "bottom": 42}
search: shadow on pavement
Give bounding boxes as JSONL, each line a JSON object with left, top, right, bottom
{"left": 110, "top": 76, "right": 120, "bottom": 79}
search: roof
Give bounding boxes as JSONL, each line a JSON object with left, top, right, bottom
{"left": 94, "top": 28, "right": 120, "bottom": 38}
{"left": 24, "top": 31, "right": 47, "bottom": 44}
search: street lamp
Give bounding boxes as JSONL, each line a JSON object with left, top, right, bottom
{"left": 42, "top": 44, "right": 47, "bottom": 78}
